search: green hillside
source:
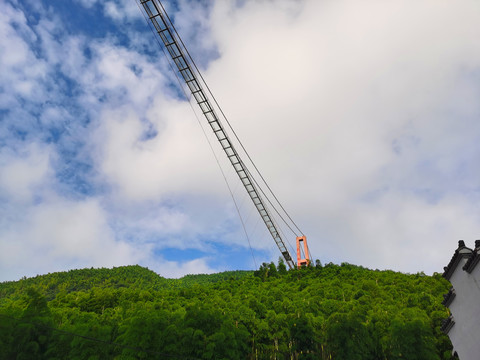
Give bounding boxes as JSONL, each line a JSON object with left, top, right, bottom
{"left": 0, "top": 262, "right": 455, "bottom": 359}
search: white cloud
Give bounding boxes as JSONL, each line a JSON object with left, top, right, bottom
{"left": 152, "top": 257, "right": 217, "bottom": 278}
{"left": 0, "top": 2, "right": 47, "bottom": 102}
{"left": 200, "top": 0, "right": 480, "bottom": 273}
{"left": 0, "top": 197, "right": 144, "bottom": 281}
{"left": 0, "top": 144, "right": 52, "bottom": 202}
{"left": 74, "top": 0, "right": 141, "bottom": 21}
{"left": 74, "top": 0, "right": 480, "bottom": 274}
{"left": 95, "top": 101, "right": 223, "bottom": 201}
{"left": 75, "top": 0, "right": 97, "bottom": 8}
{"left": 2, "top": 0, "right": 480, "bottom": 281}
{"left": 314, "top": 193, "right": 480, "bottom": 273}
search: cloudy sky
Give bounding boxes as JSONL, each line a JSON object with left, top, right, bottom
{"left": 1, "top": 0, "right": 480, "bottom": 281}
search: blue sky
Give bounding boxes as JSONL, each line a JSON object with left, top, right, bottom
{"left": 1, "top": 0, "right": 480, "bottom": 281}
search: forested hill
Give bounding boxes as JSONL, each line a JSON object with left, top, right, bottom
{"left": 0, "top": 265, "right": 252, "bottom": 300}
{"left": 0, "top": 262, "right": 455, "bottom": 359}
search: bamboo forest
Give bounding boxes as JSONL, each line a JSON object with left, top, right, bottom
{"left": 0, "top": 262, "right": 456, "bottom": 359}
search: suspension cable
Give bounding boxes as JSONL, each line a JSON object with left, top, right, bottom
{"left": 135, "top": 0, "right": 257, "bottom": 268}
{"left": 156, "top": 1, "right": 304, "bottom": 236}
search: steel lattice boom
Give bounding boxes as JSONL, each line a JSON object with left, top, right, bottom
{"left": 140, "top": 0, "right": 296, "bottom": 269}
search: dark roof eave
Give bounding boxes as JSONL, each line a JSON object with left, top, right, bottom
{"left": 442, "top": 287, "right": 456, "bottom": 307}
{"left": 443, "top": 241, "right": 473, "bottom": 280}
{"left": 441, "top": 315, "right": 455, "bottom": 334}
{"left": 463, "top": 251, "right": 480, "bottom": 273}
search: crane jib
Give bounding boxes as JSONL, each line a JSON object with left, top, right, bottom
{"left": 140, "top": 0, "right": 297, "bottom": 269}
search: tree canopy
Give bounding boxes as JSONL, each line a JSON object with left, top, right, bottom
{"left": 0, "top": 262, "right": 456, "bottom": 359}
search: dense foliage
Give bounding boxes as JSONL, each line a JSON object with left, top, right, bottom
{"left": 0, "top": 262, "right": 455, "bottom": 359}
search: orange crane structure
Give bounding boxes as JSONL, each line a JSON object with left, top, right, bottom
{"left": 138, "top": 0, "right": 310, "bottom": 269}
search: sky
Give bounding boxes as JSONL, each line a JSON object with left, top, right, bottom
{"left": 1, "top": 0, "right": 480, "bottom": 282}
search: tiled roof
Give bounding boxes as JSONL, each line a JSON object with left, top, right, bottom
{"left": 442, "top": 240, "right": 473, "bottom": 280}
{"left": 442, "top": 287, "right": 456, "bottom": 307}
{"left": 441, "top": 315, "right": 455, "bottom": 334}
{"left": 462, "top": 240, "right": 480, "bottom": 274}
